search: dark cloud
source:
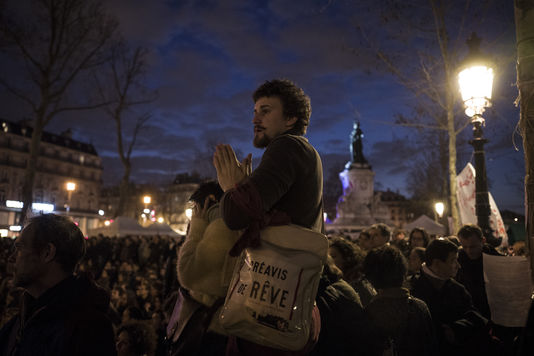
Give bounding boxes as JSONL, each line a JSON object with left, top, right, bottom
{"left": 368, "top": 138, "right": 419, "bottom": 176}
{"left": 0, "top": 0, "right": 521, "bottom": 212}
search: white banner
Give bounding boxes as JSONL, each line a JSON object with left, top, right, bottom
{"left": 483, "top": 253, "right": 533, "bottom": 327}
{"left": 456, "top": 163, "right": 508, "bottom": 245}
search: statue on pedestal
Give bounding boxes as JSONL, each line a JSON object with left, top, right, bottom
{"left": 346, "top": 121, "right": 370, "bottom": 170}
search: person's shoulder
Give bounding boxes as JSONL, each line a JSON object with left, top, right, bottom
{"left": 446, "top": 277, "right": 471, "bottom": 295}
{"left": 71, "top": 273, "right": 111, "bottom": 313}
{"left": 332, "top": 278, "right": 361, "bottom": 301}
{"left": 269, "top": 134, "right": 313, "bottom": 151}
{"left": 408, "top": 271, "right": 424, "bottom": 286}
{"left": 408, "top": 294, "right": 430, "bottom": 311}
{"left": 409, "top": 271, "right": 436, "bottom": 295}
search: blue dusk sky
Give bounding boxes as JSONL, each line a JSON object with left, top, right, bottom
{"left": 1, "top": 0, "right": 524, "bottom": 214}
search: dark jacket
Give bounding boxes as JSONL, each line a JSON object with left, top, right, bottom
{"left": 410, "top": 270, "right": 489, "bottom": 356}
{"left": 349, "top": 277, "right": 376, "bottom": 308}
{"left": 221, "top": 133, "right": 324, "bottom": 355}
{"left": 456, "top": 245, "right": 502, "bottom": 319}
{"left": 222, "top": 134, "right": 324, "bottom": 232}
{"left": 0, "top": 273, "right": 116, "bottom": 356}
{"left": 311, "top": 273, "right": 367, "bottom": 356}
{"left": 365, "top": 287, "right": 438, "bottom": 356}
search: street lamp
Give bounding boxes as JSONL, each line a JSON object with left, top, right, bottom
{"left": 434, "top": 202, "right": 445, "bottom": 219}
{"left": 458, "top": 32, "right": 496, "bottom": 244}
{"left": 143, "top": 195, "right": 151, "bottom": 205}
{"left": 65, "top": 181, "right": 76, "bottom": 215}
{"left": 141, "top": 195, "right": 152, "bottom": 226}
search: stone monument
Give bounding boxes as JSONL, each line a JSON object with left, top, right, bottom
{"left": 332, "top": 122, "right": 392, "bottom": 227}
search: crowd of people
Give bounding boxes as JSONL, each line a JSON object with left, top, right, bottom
{"left": 1, "top": 79, "right": 532, "bottom": 356}
{"left": 0, "top": 219, "right": 530, "bottom": 355}
{"left": 0, "top": 228, "right": 182, "bottom": 356}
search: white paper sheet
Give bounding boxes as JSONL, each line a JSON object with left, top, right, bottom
{"left": 483, "top": 253, "right": 533, "bottom": 327}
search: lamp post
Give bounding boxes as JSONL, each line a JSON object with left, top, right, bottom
{"left": 65, "top": 182, "right": 76, "bottom": 216}
{"left": 457, "top": 32, "right": 496, "bottom": 245}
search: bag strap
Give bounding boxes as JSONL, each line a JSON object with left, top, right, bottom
{"left": 226, "top": 181, "right": 290, "bottom": 256}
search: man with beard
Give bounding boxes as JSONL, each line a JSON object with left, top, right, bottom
{"left": 213, "top": 79, "right": 323, "bottom": 354}
{"left": 0, "top": 214, "right": 116, "bottom": 356}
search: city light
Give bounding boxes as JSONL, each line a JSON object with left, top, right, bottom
{"left": 6, "top": 200, "right": 23, "bottom": 208}
{"left": 434, "top": 202, "right": 445, "bottom": 218}
{"left": 157, "top": 217, "right": 164, "bottom": 223}
{"left": 9, "top": 225, "right": 22, "bottom": 232}
{"left": 143, "top": 195, "right": 151, "bottom": 204}
{"left": 143, "top": 208, "right": 150, "bottom": 214}
{"left": 32, "top": 203, "right": 54, "bottom": 213}
{"left": 458, "top": 66, "right": 494, "bottom": 118}
{"left": 0, "top": 229, "right": 7, "bottom": 237}
{"left": 65, "top": 181, "right": 76, "bottom": 215}
{"left": 98, "top": 209, "right": 105, "bottom": 216}
{"left": 104, "top": 220, "right": 111, "bottom": 226}
{"left": 6, "top": 200, "right": 55, "bottom": 212}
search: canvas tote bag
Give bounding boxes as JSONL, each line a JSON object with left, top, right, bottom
{"left": 219, "top": 224, "right": 328, "bottom": 351}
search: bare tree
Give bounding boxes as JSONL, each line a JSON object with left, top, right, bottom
{"left": 353, "top": 0, "right": 513, "bottom": 232}
{"left": 98, "top": 42, "right": 157, "bottom": 217}
{"left": 515, "top": 0, "right": 534, "bottom": 279}
{"left": 0, "top": 0, "right": 118, "bottom": 224}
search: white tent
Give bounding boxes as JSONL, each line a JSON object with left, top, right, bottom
{"left": 404, "top": 214, "right": 446, "bottom": 236}
{"left": 145, "top": 222, "right": 180, "bottom": 237}
{"left": 87, "top": 216, "right": 148, "bottom": 237}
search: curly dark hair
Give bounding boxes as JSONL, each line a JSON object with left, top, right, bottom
{"left": 253, "top": 79, "right": 311, "bottom": 135}
{"left": 329, "top": 236, "right": 366, "bottom": 276}
{"left": 363, "top": 245, "right": 407, "bottom": 289}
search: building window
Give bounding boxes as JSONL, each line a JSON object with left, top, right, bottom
{"left": 35, "top": 190, "right": 43, "bottom": 203}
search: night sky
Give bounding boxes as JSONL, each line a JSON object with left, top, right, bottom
{"left": 1, "top": 0, "right": 524, "bottom": 214}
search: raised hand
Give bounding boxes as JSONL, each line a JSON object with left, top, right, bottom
{"left": 213, "top": 144, "right": 252, "bottom": 191}
{"left": 192, "top": 195, "right": 215, "bottom": 220}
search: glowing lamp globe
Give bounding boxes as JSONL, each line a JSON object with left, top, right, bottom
{"left": 457, "top": 33, "right": 494, "bottom": 119}
{"left": 434, "top": 202, "right": 445, "bottom": 218}
{"left": 458, "top": 65, "right": 494, "bottom": 117}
